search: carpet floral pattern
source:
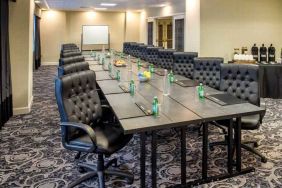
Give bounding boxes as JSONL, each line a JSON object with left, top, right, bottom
{"left": 0, "top": 66, "right": 282, "bottom": 188}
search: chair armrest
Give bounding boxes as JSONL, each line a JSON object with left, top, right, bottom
{"left": 60, "top": 122, "right": 96, "bottom": 143}
{"left": 260, "top": 98, "right": 266, "bottom": 110}
{"left": 259, "top": 98, "right": 267, "bottom": 123}
{"left": 101, "top": 105, "right": 111, "bottom": 109}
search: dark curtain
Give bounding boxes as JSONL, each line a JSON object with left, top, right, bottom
{"left": 34, "top": 16, "right": 41, "bottom": 69}
{"left": 0, "top": 0, "right": 13, "bottom": 128}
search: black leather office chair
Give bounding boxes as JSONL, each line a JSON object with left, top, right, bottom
{"left": 59, "top": 56, "right": 85, "bottom": 66}
{"left": 157, "top": 49, "right": 176, "bottom": 70}
{"left": 58, "top": 62, "right": 90, "bottom": 77}
{"left": 61, "top": 51, "right": 82, "bottom": 58}
{"left": 55, "top": 70, "right": 134, "bottom": 188}
{"left": 210, "top": 64, "right": 267, "bottom": 163}
{"left": 173, "top": 52, "right": 198, "bottom": 79}
{"left": 130, "top": 43, "right": 144, "bottom": 57}
{"left": 146, "top": 47, "right": 163, "bottom": 65}
{"left": 193, "top": 57, "right": 223, "bottom": 89}
{"left": 123, "top": 42, "right": 131, "bottom": 54}
{"left": 126, "top": 42, "right": 136, "bottom": 56}
{"left": 137, "top": 44, "right": 153, "bottom": 60}
{"left": 61, "top": 49, "right": 80, "bottom": 54}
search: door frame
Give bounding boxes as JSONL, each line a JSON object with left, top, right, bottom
{"left": 147, "top": 13, "right": 185, "bottom": 49}
{"left": 173, "top": 14, "right": 185, "bottom": 49}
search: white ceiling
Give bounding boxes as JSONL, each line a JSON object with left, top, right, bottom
{"left": 37, "top": 0, "right": 180, "bottom": 11}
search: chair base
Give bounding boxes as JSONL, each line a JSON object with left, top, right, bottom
{"left": 67, "top": 156, "right": 134, "bottom": 188}
{"left": 209, "top": 139, "right": 267, "bottom": 163}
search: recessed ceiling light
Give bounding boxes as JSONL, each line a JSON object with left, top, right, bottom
{"left": 94, "top": 7, "right": 107, "bottom": 10}
{"left": 35, "top": 0, "right": 40, "bottom": 3}
{"left": 149, "top": 4, "right": 167, "bottom": 8}
{"left": 100, "top": 3, "right": 117, "bottom": 7}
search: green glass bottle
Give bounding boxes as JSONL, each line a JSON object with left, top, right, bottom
{"left": 101, "top": 58, "right": 105, "bottom": 65}
{"left": 137, "top": 58, "right": 142, "bottom": 70}
{"left": 129, "top": 80, "right": 135, "bottom": 96}
{"left": 149, "top": 64, "right": 154, "bottom": 73}
{"left": 198, "top": 83, "right": 205, "bottom": 99}
{"left": 152, "top": 96, "right": 159, "bottom": 117}
{"left": 168, "top": 70, "right": 174, "bottom": 83}
{"left": 116, "top": 70, "right": 121, "bottom": 81}
{"left": 97, "top": 54, "right": 100, "bottom": 61}
{"left": 108, "top": 61, "right": 112, "bottom": 74}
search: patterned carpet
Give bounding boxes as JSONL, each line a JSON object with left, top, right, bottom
{"left": 0, "top": 66, "right": 282, "bottom": 188}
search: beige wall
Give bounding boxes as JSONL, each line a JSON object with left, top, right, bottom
{"left": 125, "top": 12, "right": 141, "bottom": 42}
{"left": 9, "top": 0, "right": 34, "bottom": 114}
{"left": 200, "top": 0, "right": 282, "bottom": 61}
{"left": 41, "top": 11, "right": 67, "bottom": 62}
{"left": 41, "top": 10, "right": 141, "bottom": 63}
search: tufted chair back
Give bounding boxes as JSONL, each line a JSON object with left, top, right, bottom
{"left": 138, "top": 45, "right": 153, "bottom": 60}
{"left": 61, "top": 49, "right": 80, "bottom": 54}
{"left": 157, "top": 49, "right": 176, "bottom": 69}
{"left": 130, "top": 43, "right": 144, "bottom": 57}
{"left": 60, "top": 51, "right": 82, "bottom": 58}
{"left": 59, "top": 56, "right": 85, "bottom": 66}
{"left": 123, "top": 42, "right": 133, "bottom": 54}
{"left": 58, "top": 62, "right": 90, "bottom": 77}
{"left": 146, "top": 47, "right": 163, "bottom": 65}
{"left": 173, "top": 52, "right": 198, "bottom": 79}
{"left": 193, "top": 57, "right": 223, "bottom": 89}
{"left": 55, "top": 70, "right": 102, "bottom": 140}
{"left": 220, "top": 64, "right": 259, "bottom": 106}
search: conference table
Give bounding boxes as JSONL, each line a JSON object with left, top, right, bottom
{"left": 86, "top": 53, "right": 265, "bottom": 188}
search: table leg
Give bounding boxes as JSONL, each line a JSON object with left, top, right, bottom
{"left": 181, "top": 127, "right": 186, "bottom": 185}
{"left": 151, "top": 131, "right": 157, "bottom": 188}
{"left": 235, "top": 117, "right": 242, "bottom": 172}
{"left": 227, "top": 119, "right": 233, "bottom": 174}
{"left": 202, "top": 123, "right": 208, "bottom": 179}
{"left": 140, "top": 132, "right": 146, "bottom": 188}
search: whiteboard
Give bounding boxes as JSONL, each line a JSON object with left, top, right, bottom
{"left": 82, "top": 25, "right": 109, "bottom": 45}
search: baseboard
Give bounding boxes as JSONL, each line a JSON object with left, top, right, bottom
{"left": 42, "top": 62, "right": 58, "bottom": 66}
{"left": 13, "top": 96, "right": 33, "bottom": 115}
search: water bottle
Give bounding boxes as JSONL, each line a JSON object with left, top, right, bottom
{"left": 137, "top": 58, "right": 142, "bottom": 71}
{"left": 129, "top": 80, "right": 135, "bottom": 96}
{"left": 127, "top": 55, "right": 132, "bottom": 69}
{"left": 97, "top": 54, "right": 100, "bottom": 62}
{"left": 102, "top": 58, "right": 106, "bottom": 70}
{"left": 163, "top": 69, "right": 169, "bottom": 96}
{"left": 198, "top": 83, "right": 205, "bottom": 99}
{"left": 168, "top": 70, "right": 175, "bottom": 84}
{"left": 149, "top": 64, "right": 154, "bottom": 73}
{"left": 108, "top": 61, "right": 112, "bottom": 75}
{"left": 116, "top": 70, "right": 121, "bottom": 81}
{"left": 152, "top": 96, "right": 159, "bottom": 117}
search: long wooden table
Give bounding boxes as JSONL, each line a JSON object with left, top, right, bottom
{"left": 87, "top": 53, "right": 265, "bottom": 188}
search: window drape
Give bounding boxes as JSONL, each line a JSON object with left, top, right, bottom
{"left": 34, "top": 16, "right": 41, "bottom": 70}
{"left": 0, "top": 0, "right": 13, "bottom": 128}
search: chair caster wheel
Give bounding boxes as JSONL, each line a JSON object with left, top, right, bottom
{"left": 209, "top": 146, "right": 215, "bottom": 151}
{"left": 253, "top": 142, "right": 259, "bottom": 148}
{"left": 112, "top": 158, "right": 118, "bottom": 167}
{"left": 78, "top": 167, "right": 87, "bottom": 173}
{"left": 261, "top": 158, "right": 267, "bottom": 163}
{"left": 126, "top": 178, "right": 134, "bottom": 184}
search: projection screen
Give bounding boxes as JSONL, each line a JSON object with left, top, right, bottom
{"left": 82, "top": 25, "right": 109, "bottom": 45}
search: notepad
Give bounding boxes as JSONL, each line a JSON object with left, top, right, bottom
{"left": 119, "top": 85, "right": 129, "bottom": 93}
{"left": 154, "top": 70, "right": 165, "bottom": 76}
{"left": 206, "top": 93, "right": 248, "bottom": 106}
{"left": 141, "top": 63, "right": 149, "bottom": 68}
{"left": 135, "top": 102, "right": 153, "bottom": 116}
{"left": 175, "top": 80, "right": 198, "bottom": 87}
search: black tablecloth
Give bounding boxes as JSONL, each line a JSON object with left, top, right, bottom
{"left": 259, "top": 64, "right": 282, "bottom": 99}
